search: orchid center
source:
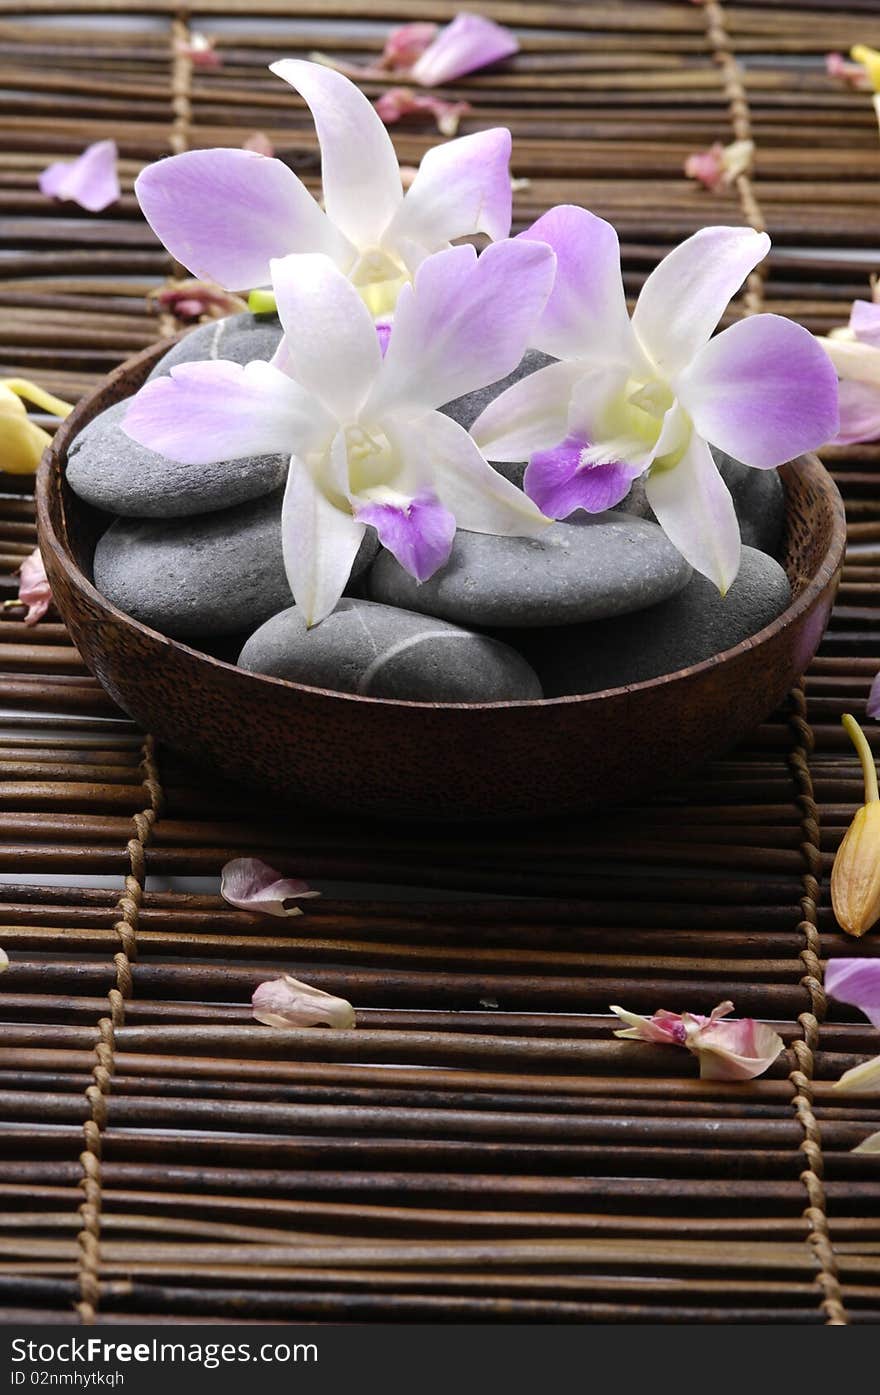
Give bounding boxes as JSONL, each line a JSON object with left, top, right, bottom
{"left": 350, "top": 246, "right": 409, "bottom": 319}
{"left": 344, "top": 425, "right": 398, "bottom": 495}
{"left": 627, "top": 378, "right": 674, "bottom": 420}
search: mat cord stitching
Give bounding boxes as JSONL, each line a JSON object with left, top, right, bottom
{"left": 75, "top": 735, "right": 165, "bottom": 1324}
{"left": 703, "top": 0, "right": 848, "bottom": 1327}
{"left": 157, "top": 12, "right": 195, "bottom": 339}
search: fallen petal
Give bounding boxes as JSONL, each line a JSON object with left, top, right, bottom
{"left": 17, "top": 548, "right": 52, "bottom": 625}
{"left": 252, "top": 974, "right": 355, "bottom": 1029}
{"left": 684, "top": 138, "right": 753, "bottom": 192}
{"left": 854, "top": 1128, "right": 880, "bottom": 1150}
{"left": 150, "top": 278, "right": 247, "bottom": 323}
{"left": 176, "top": 31, "right": 223, "bottom": 68}
{"left": 0, "top": 948, "right": 7, "bottom": 972}
{"left": 383, "top": 21, "right": 439, "bottom": 70}
{"left": 220, "top": 857, "right": 320, "bottom": 917}
{"left": 610, "top": 1005, "right": 686, "bottom": 1045}
{"left": 835, "top": 1053, "right": 880, "bottom": 1095}
{"left": 39, "top": 140, "right": 120, "bottom": 212}
{"left": 410, "top": 14, "right": 518, "bottom": 86}
{"left": 850, "top": 299, "right": 880, "bottom": 347}
{"left": 243, "top": 131, "right": 275, "bottom": 157}
{"left": 374, "top": 87, "right": 471, "bottom": 136}
{"left": 831, "top": 714, "right": 880, "bottom": 937}
{"left": 868, "top": 670, "right": 880, "bottom": 720}
{"left": 687, "top": 1011, "right": 784, "bottom": 1081}
{"left": 826, "top": 52, "right": 871, "bottom": 88}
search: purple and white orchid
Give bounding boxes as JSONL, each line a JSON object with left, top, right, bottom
{"left": 135, "top": 59, "right": 513, "bottom": 319}
{"left": 471, "top": 207, "right": 839, "bottom": 592}
{"left": 123, "top": 239, "right": 554, "bottom": 626}
{"left": 817, "top": 298, "right": 880, "bottom": 445}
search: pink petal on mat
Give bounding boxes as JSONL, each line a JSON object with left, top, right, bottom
{"left": 356, "top": 491, "right": 456, "bottom": 581}
{"left": 176, "top": 32, "right": 223, "bottom": 68}
{"left": 383, "top": 21, "right": 439, "bottom": 70}
{"left": 410, "top": 14, "right": 519, "bottom": 86}
{"left": 221, "top": 858, "right": 320, "bottom": 917}
{"left": 39, "top": 140, "right": 120, "bottom": 212}
{"left": 151, "top": 278, "right": 247, "bottom": 322}
{"left": 17, "top": 548, "right": 51, "bottom": 625}
{"left": 612, "top": 1000, "right": 783, "bottom": 1081}
{"left": 374, "top": 87, "right": 471, "bottom": 137}
{"left": 825, "top": 958, "right": 880, "bottom": 1030}
{"left": 242, "top": 131, "right": 275, "bottom": 157}
{"left": 252, "top": 974, "right": 355, "bottom": 1029}
{"left": 684, "top": 143, "right": 727, "bottom": 192}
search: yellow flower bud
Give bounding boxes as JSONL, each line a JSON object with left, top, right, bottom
{"left": 0, "top": 379, "right": 73, "bottom": 475}
{"left": 831, "top": 713, "right": 880, "bottom": 937}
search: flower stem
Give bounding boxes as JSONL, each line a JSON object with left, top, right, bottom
{"left": 843, "top": 712, "right": 879, "bottom": 804}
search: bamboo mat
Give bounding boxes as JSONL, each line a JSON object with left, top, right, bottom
{"left": 0, "top": 0, "right": 879, "bottom": 1326}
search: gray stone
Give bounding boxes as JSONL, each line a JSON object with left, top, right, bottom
{"left": 714, "top": 449, "right": 786, "bottom": 556}
{"left": 518, "top": 546, "right": 792, "bottom": 697}
{"left": 93, "top": 491, "right": 377, "bottom": 640}
{"left": 238, "top": 598, "right": 543, "bottom": 702}
{"left": 368, "top": 515, "right": 693, "bottom": 628}
{"left": 147, "top": 311, "right": 282, "bottom": 378}
{"left": 440, "top": 349, "right": 555, "bottom": 488}
{"left": 67, "top": 399, "right": 288, "bottom": 519}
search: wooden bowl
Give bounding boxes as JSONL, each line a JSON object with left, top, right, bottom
{"left": 37, "top": 340, "right": 847, "bottom": 822}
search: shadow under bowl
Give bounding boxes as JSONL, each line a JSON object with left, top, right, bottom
{"left": 37, "top": 339, "right": 847, "bottom": 822}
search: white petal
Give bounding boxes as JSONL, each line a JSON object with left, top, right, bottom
{"left": 471, "top": 359, "right": 586, "bottom": 461}
{"left": 367, "top": 239, "right": 555, "bottom": 419}
{"left": 385, "top": 128, "right": 512, "bottom": 258}
{"left": 645, "top": 432, "right": 741, "bottom": 594}
{"left": 122, "top": 359, "right": 333, "bottom": 463}
{"left": 632, "top": 226, "right": 770, "bottom": 377}
{"left": 270, "top": 59, "right": 403, "bottom": 249}
{"left": 282, "top": 454, "right": 366, "bottom": 628}
{"left": 411, "top": 412, "right": 549, "bottom": 536}
{"left": 270, "top": 253, "right": 381, "bottom": 420}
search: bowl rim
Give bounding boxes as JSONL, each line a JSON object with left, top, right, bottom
{"left": 38, "top": 337, "right": 848, "bottom": 714}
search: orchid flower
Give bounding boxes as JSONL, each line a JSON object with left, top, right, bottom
{"left": 817, "top": 298, "right": 880, "bottom": 445}
{"left": 252, "top": 974, "right": 355, "bottom": 1030}
{"left": 16, "top": 549, "right": 52, "bottom": 625}
{"left": 612, "top": 1001, "right": 783, "bottom": 1081}
{"left": 374, "top": 88, "right": 471, "bottom": 137}
{"left": 471, "top": 208, "right": 839, "bottom": 591}
{"left": 684, "top": 138, "right": 754, "bottom": 193}
{"left": 123, "top": 240, "right": 554, "bottom": 626}
{"left": 313, "top": 14, "right": 518, "bottom": 86}
{"left": 220, "top": 857, "right": 320, "bottom": 917}
{"left": 39, "top": 140, "right": 119, "bottom": 212}
{"left": 135, "top": 59, "right": 513, "bottom": 320}
{"left": 828, "top": 959, "right": 880, "bottom": 1114}
{"left": 0, "top": 378, "right": 73, "bottom": 474}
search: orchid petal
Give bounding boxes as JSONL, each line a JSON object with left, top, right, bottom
{"left": 253, "top": 974, "right": 355, "bottom": 1029}
{"left": 470, "top": 359, "right": 585, "bottom": 461}
{"left": 688, "top": 1016, "right": 784, "bottom": 1081}
{"left": 820, "top": 333, "right": 880, "bottom": 388}
{"left": 39, "top": 140, "right": 119, "bottom": 212}
{"left": 677, "top": 314, "right": 840, "bottom": 468}
{"left": 645, "top": 432, "right": 741, "bottom": 594}
{"left": 374, "top": 88, "right": 471, "bottom": 137}
{"left": 355, "top": 491, "right": 456, "bottom": 581}
{"left": 825, "top": 958, "right": 880, "bottom": 1030}
{"left": 17, "top": 548, "right": 51, "bottom": 625}
{"left": 270, "top": 59, "right": 403, "bottom": 248}
{"left": 518, "top": 205, "right": 636, "bottom": 365}
{"left": 386, "top": 128, "right": 512, "bottom": 259}
{"left": 123, "top": 359, "right": 333, "bottom": 464}
{"left": 270, "top": 253, "right": 382, "bottom": 420}
{"left": 368, "top": 240, "right": 556, "bottom": 418}
{"left": 410, "top": 14, "right": 518, "bottom": 86}
{"left": 869, "top": 671, "right": 880, "bottom": 721}
{"left": 834, "top": 379, "right": 880, "bottom": 446}
{"left": 850, "top": 299, "right": 880, "bottom": 347}
{"left": 383, "top": 22, "right": 439, "bottom": 69}
{"left": 632, "top": 225, "right": 770, "bottom": 376}
{"left": 836, "top": 1055, "right": 880, "bottom": 1096}
{"left": 136, "top": 148, "right": 350, "bottom": 291}
{"left": 220, "top": 857, "right": 319, "bottom": 917}
{"left": 524, "top": 434, "right": 644, "bottom": 517}
{"left": 411, "top": 412, "right": 549, "bottom": 537}
{"left": 282, "top": 454, "right": 366, "bottom": 627}
{"left": 610, "top": 1005, "right": 682, "bottom": 1045}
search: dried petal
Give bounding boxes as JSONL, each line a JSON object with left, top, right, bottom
{"left": 176, "top": 32, "right": 223, "bottom": 68}
{"left": 685, "top": 139, "right": 753, "bottom": 192}
{"left": 242, "top": 131, "right": 275, "bottom": 157}
{"left": 150, "top": 278, "right": 248, "bottom": 323}
{"left": 17, "top": 548, "right": 52, "bottom": 625}
{"left": 383, "top": 22, "right": 439, "bottom": 70}
{"left": 831, "top": 714, "right": 880, "bottom": 937}
{"left": 374, "top": 87, "right": 471, "bottom": 137}
{"left": 613, "top": 1000, "right": 783, "bottom": 1081}
{"left": 252, "top": 974, "right": 355, "bottom": 1029}
{"left": 220, "top": 857, "right": 320, "bottom": 917}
